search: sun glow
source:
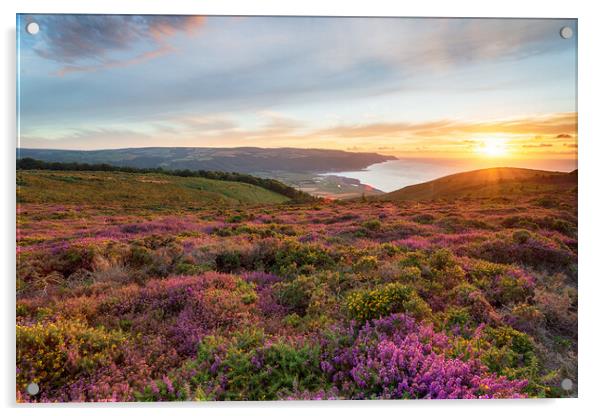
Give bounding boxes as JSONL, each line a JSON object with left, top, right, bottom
{"left": 476, "top": 138, "right": 509, "bottom": 157}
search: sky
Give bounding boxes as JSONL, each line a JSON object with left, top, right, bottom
{"left": 17, "top": 15, "right": 577, "bottom": 164}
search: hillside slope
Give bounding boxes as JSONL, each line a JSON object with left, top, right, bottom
{"left": 381, "top": 167, "right": 577, "bottom": 201}
{"left": 17, "top": 170, "right": 290, "bottom": 208}
{"left": 18, "top": 147, "right": 396, "bottom": 174}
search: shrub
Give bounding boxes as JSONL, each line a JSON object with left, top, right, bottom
{"left": 547, "top": 219, "right": 574, "bottom": 235}
{"left": 512, "top": 229, "right": 532, "bottom": 244}
{"left": 346, "top": 283, "right": 431, "bottom": 322}
{"left": 411, "top": 213, "right": 435, "bottom": 224}
{"left": 443, "top": 306, "right": 474, "bottom": 331}
{"left": 174, "top": 261, "right": 209, "bottom": 275}
{"left": 397, "top": 266, "right": 422, "bottom": 283}
{"left": 226, "top": 214, "right": 244, "bottom": 223}
{"left": 420, "top": 249, "right": 465, "bottom": 293}
{"left": 534, "top": 196, "right": 558, "bottom": 208}
{"left": 362, "top": 219, "right": 382, "bottom": 231}
{"left": 479, "top": 326, "right": 549, "bottom": 396}
{"left": 34, "top": 245, "right": 98, "bottom": 279}
{"left": 501, "top": 216, "right": 539, "bottom": 230}
{"left": 452, "top": 283, "right": 499, "bottom": 324}
{"left": 534, "top": 275, "right": 577, "bottom": 337}
{"left": 141, "top": 329, "right": 326, "bottom": 401}
{"left": 274, "top": 276, "right": 314, "bottom": 315}
{"left": 504, "top": 303, "right": 544, "bottom": 333}
{"left": 125, "top": 242, "right": 182, "bottom": 279}
{"left": 353, "top": 255, "right": 378, "bottom": 273}
{"left": 428, "top": 248, "right": 457, "bottom": 270}
{"left": 465, "top": 260, "right": 534, "bottom": 306}
{"left": 380, "top": 242, "right": 400, "bottom": 256}
{"left": 460, "top": 232, "right": 575, "bottom": 272}
{"left": 381, "top": 265, "right": 421, "bottom": 284}
{"left": 316, "top": 314, "right": 528, "bottom": 399}
{"left": 282, "top": 313, "right": 303, "bottom": 328}
{"left": 17, "top": 319, "right": 126, "bottom": 394}
{"left": 96, "top": 273, "right": 258, "bottom": 357}
{"left": 398, "top": 251, "right": 427, "bottom": 268}
{"left": 273, "top": 242, "right": 336, "bottom": 276}
{"left": 215, "top": 250, "right": 242, "bottom": 272}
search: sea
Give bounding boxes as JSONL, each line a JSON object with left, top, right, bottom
{"left": 324, "top": 158, "right": 578, "bottom": 193}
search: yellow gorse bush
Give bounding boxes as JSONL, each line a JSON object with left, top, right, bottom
{"left": 346, "top": 282, "right": 431, "bottom": 322}
{"left": 16, "top": 319, "right": 126, "bottom": 391}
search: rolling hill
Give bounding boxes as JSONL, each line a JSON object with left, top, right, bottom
{"left": 381, "top": 167, "right": 577, "bottom": 201}
{"left": 17, "top": 147, "right": 396, "bottom": 174}
{"left": 17, "top": 170, "right": 290, "bottom": 208}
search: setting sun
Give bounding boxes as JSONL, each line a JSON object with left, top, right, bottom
{"left": 476, "top": 138, "right": 509, "bottom": 157}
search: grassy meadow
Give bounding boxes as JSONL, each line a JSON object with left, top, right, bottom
{"left": 17, "top": 170, "right": 290, "bottom": 208}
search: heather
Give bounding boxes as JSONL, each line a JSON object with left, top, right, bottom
{"left": 16, "top": 170, "right": 577, "bottom": 401}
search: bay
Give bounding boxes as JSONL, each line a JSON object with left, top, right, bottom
{"left": 326, "top": 158, "right": 577, "bottom": 193}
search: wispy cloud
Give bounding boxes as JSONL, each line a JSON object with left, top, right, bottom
{"left": 20, "top": 127, "right": 152, "bottom": 150}
{"left": 523, "top": 143, "right": 553, "bottom": 148}
{"left": 55, "top": 45, "right": 174, "bottom": 76}
{"left": 26, "top": 15, "right": 204, "bottom": 74}
{"left": 310, "top": 113, "right": 577, "bottom": 139}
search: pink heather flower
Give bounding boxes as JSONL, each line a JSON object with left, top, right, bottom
{"left": 150, "top": 381, "right": 160, "bottom": 396}
{"left": 162, "top": 376, "right": 174, "bottom": 395}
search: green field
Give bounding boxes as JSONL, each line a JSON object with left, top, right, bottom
{"left": 17, "top": 170, "right": 290, "bottom": 208}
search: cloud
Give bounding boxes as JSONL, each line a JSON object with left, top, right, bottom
{"left": 556, "top": 133, "right": 573, "bottom": 138}
{"left": 324, "top": 18, "right": 576, "bottom": 77}
{"left": 314, "top": 120, "right": 456, "bottom": 139}
{"left": 55, "top": 45, "right": 174, "bottom": 76}
{"left": 468, "top": 113, "right": 578, "bottom": 136}
{"left": 27, "top": 15, "right": 204, "bottom": 74}
{"left": 310, "top": 113, "right": 577, "bottom": 140}
{"left": 20, "top": 127, "right": 152, "bottom": 150}
{"left": 174, "top": 115, "right": 239, "bottom": 133}
{"left": 522, "top": 143, "right": 553, "bottom": 148}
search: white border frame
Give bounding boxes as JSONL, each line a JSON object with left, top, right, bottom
{"left": 2, "top": 1, "right": 600, "bottom": 415}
